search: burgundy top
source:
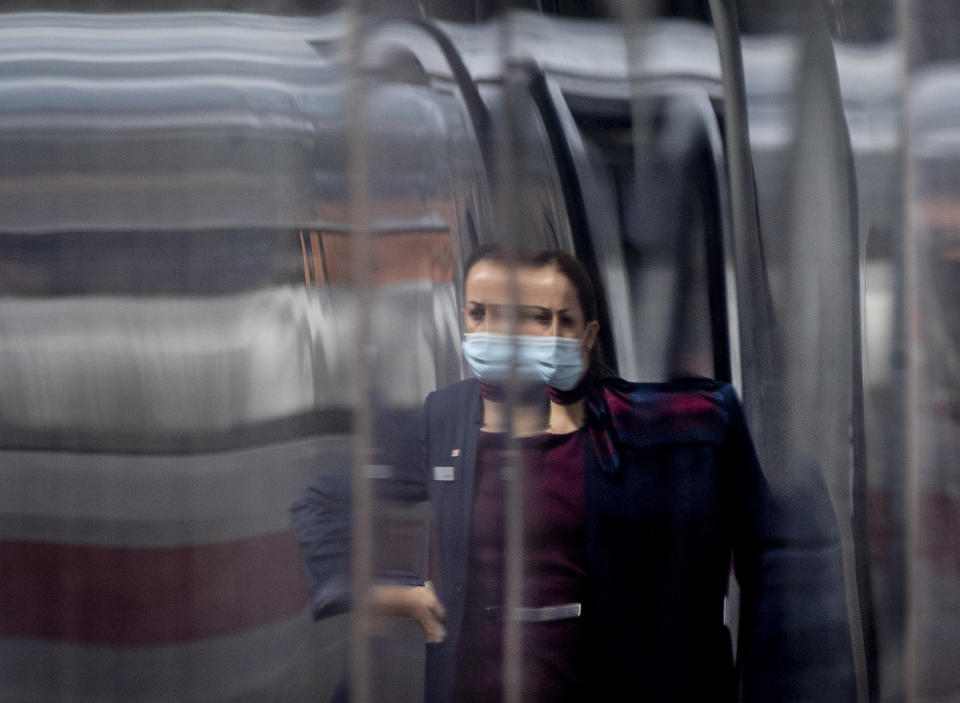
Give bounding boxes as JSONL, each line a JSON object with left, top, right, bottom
{"left": 453, "top": 428, "right": 589, "bottom": 703}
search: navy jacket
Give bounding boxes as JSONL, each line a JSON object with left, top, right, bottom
{"left": 292, "top": 377, "right": 856, "bottom": 702}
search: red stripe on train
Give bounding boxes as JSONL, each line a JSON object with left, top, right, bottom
{"left": 0, "top": 531, "right": 310, "bottom": 645}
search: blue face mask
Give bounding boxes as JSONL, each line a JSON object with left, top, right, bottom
{"left": 461, "top": 333, "right": 585, "bottom": 391}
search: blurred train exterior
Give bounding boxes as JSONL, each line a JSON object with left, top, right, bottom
{"left": 0, "top": 11, "right": 475, "bottom": 701}
{"left": 0, "top": 13, "right": 329, "bottom": 702}
{"left": 0, "top": 6, "right": 925, "bottom": 703}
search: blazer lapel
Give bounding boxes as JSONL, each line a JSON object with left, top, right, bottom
{"left": 459, "top": 381, "right": 482, "bottom": 540}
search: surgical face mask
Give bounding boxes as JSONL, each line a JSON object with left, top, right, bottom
{"left": 461, "top": 333, "right": 585, "bottom": 391}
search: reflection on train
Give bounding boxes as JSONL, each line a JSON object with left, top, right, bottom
{"left": 0, "top": 3, "right": 952, "bottom": 703}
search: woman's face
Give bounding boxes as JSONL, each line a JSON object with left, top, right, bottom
{"left": 463, "top": 260, "right": 599, "bottom": 362}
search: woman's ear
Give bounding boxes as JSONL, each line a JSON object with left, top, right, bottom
{"left": 583, "top": 320, "right": 600, "bottom": 352}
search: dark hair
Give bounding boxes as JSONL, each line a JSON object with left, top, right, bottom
{"left": 462, "top": 242, "right": 515, "bottom": 284}
{"left": 463, "top": 245, "right": 606, "bottom": 373}
{"left": 464, "top": 245, "right": 598, "bottom": 324}
{"left": 528, "top": 249, "right": 598, "bottom": 325}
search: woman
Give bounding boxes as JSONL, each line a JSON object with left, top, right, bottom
{"left": 292, "top": 246, "right": 843, "bottom": 702}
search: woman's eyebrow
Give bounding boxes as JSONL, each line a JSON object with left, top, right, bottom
{"left": 473, "top": 303, "right": 547, "bottom": 312}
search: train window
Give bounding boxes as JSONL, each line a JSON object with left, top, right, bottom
{"left": 0, "top": 229, "right": 307, "bottom": 296}
{"left": 300, "top": 230, "right": 453, "bottom": 289}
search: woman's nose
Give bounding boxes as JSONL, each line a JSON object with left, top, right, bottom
{"left": 487, "top": 315, "right": 512, "bottom": 334}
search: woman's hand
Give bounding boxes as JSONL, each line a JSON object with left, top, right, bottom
{"left": 370, "top": 583, "right": 447, "bottom": 643}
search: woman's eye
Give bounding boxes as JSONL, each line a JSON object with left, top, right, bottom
{"left": 535, "top": 311, "right": 552, "bottom": 325}
{"left": 468, "top": 307, "right": 484, "bottom": 320}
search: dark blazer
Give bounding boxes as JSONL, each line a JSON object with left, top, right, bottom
{"left": 292, "top": 377, "right": 856, "bottom": 702}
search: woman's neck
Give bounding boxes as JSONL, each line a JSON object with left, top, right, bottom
{"left": 481, "top": 397, "right": 585, "bottom": 436}
{"left": 548, "top": 398, "right": 585, "bottom": 434}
